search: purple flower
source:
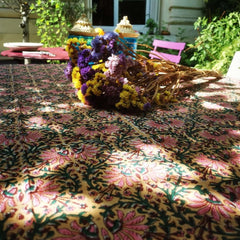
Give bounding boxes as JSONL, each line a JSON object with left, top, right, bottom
{"left": 81, "top": 83, "right": 88, "bottom": 95}
{"left": 77, "top": 49, "right": 92, "bottom": 68}
{"left": 107, "top": 39, "right": 123, "bottom": 54}
{"left": 135, "top": 86, "right": 141, "bottom": 94}
{"left": 118, "top": 77, "right": 128, "bottom": 85}
{"left": 143, "top": 102, "right": 151, "bottom": 111}
{"left": 64, "top": 61, "right": 73, "bottom": 80}
{"left": 103, "top": 32, "right": 119, "bottom": 41}
{"left": 91, "top": 50, "right": 102, "bottom": 62}
{"left": 105, "top": 54, "right": 127, "bottom": 77}
{"left": 82, "top": 48, "right": 91, "bottom": 57}
{"left": 80, "top": 66, "right": 95, "bottom": 81}
{"left": 91, "top": 36, "right": 102, "bottom": 51}
{"left": 102, "top": 84, "right": 122, "bottom": 105}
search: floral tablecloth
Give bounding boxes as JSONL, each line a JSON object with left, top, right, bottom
{"left": 0, "top": 64, "right": 240, "bottom": 240}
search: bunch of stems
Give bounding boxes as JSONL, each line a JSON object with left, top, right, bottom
{"left": 120, "top": 40, "right": 222, "bottom": 106}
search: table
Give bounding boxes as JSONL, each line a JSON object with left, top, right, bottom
{"left": 0, "top": 64, "right": 240, "bottom": 239}
{"left": 1, "top": 47, "right": 69, "bottom": 64}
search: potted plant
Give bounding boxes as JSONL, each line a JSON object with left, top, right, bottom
{"left": 160, "top": 23, "right": 170, "bottom": 35}
{"left": 145, "top": 18, "right": 159, "bottom": 35}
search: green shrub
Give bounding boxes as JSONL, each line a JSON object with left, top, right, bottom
{"left": 31, "top": 0, "right": 91, "bottom": 47}
{"left": 189, "top": 12, "right": 240, "bottom": 74}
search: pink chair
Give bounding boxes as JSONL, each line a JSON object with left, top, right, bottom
{"left": 149, "top": 39, "right": 186, "bottom": 64}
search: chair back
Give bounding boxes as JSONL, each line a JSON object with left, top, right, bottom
{"left": 149, "top": 39, "right": 186, "bottom": 64}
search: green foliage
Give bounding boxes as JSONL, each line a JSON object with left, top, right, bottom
{"left": 145, "top": 18, "right": 159, "bottom": 35}
{"left": 31, "top": 0, "right": 90, "bottom": 47}
{"left": 137, "top": 34, "right": 162, "bottom": 58}
{"left": 189, "top": 12, "right": 240, "bottom": 74}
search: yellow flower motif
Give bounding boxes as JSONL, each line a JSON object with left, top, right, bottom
{"left": 120, "top": 90, "right": 130, "bottom": 99}
{"left": 131, "top": 100, "right": 137, "bottom": 106}
{"left": 153, "top": 93, "right": 162, "bottom": 105}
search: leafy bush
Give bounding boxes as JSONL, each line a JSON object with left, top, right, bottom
{"left": 31, "top": 0, "right": 91, "bottom": 47}
{"left": 137, "top": 34, "right": 161, "bottom": 58}
{"left": 190, "top": 12, "right": 240, "bottom": 74}
{"left": 145, "top": 18, "right": 159, "bottom": 35}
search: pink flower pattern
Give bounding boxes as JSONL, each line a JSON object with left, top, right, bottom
{"left": 195, "top": 154, "right": 229, "bottom": 171}
{"left": 40, "top": 148, "right": 71, "bottom": 167}
{"left": 24, "top": 180, "right": 59, "bottom": 207}
{"left": 130, "top": 139, "right": 160, "bottom": 155}
{"left": 0, "top": 64, "right": 239, "bottom": 239}
{"left": 0, "top": 133, "right": 15, "bottom": 146}
{"left": 104, "top": 166, "right": 140, "bottom": 187}
{"left": 188, "top": 192, "right": 235, "bottom": 221}
{"left": 75, "top": 126, "right": 99, "bottom": 136}
{"left": 0, "top": 186, "right": 17, "bottom": 212}
{"left": 104, "top": 210, "right": 148, "bottom": 239}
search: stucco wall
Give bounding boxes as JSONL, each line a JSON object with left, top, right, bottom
{"left": 0, "top": 5, "right": 40, "bottom": 60}
{"left": 160, "top": 0, "right": 204, "bottom": 42}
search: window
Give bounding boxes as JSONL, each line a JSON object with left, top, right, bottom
{"left": 119, "top": 0, "right": 146, "bottom": 24}
{"left": 92, "top": 0, "right": 114, "bottom": 26}
{"left": 92, "top": 0, "right": 149, "bottom": 32}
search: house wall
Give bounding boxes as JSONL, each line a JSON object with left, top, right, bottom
{"left": 160, "top": 0, "right": 205, "bottom": 42}
{"left": 0, "top": 4, "right": 40, "bottom": 60}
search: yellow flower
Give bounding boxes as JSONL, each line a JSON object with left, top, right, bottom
{"left": 86, "top": 86, "right": 93, "bottom": 96}
{"left": 92, "top": 82, "right": 102, "bottom": 96}
{"left": 72, "top": 66, "right": 81, "bottom": 83}
{"left": 92, "top": 63, "right": 107, "bottom": 72}
{"left": 164, "top": 90, "right": 171, "bottom": 96}
{"left": 77, "top": 90, "right": 85, "bottom": 104}
{"left": 95, "top": 27, "right": 105, "bottom": 36}
{"left": 131, "top": 100, "right": 137, "bottom": 106}
{"left": 85, "top": 76, "right": 103, "bottom": 97}
{"left": 120, "top": 90, "right": 130, "bottom": 99}
{"left": 116, "top": 100, "right": 130, "bottom": 109}
{"left": 123, "top": 84, "right": 131, "bottom": 91}
{"left": 66, "top": 38, "right": 92, "bottom": 63}
{"left": 94, "top": 72, "right": 106, "bottom": 80}
{"left": 72, "top": 79, "right": 81, "bottom": 89}
{"left": 136, "top": 72, "right": 143, "bottom": 77}
{"left": 137, "top": 102, "right": 144, "bottom": 110}
{"left": 153, "top": 93, "right": 161, "bottom": 105}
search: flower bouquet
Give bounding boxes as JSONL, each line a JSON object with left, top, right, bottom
{"left": 65, "top": 31, "right": 221, "bottom": 112}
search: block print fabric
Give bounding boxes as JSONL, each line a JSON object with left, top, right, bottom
{"left": 0, "top": 64, "right": 240, "bottom": 240}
